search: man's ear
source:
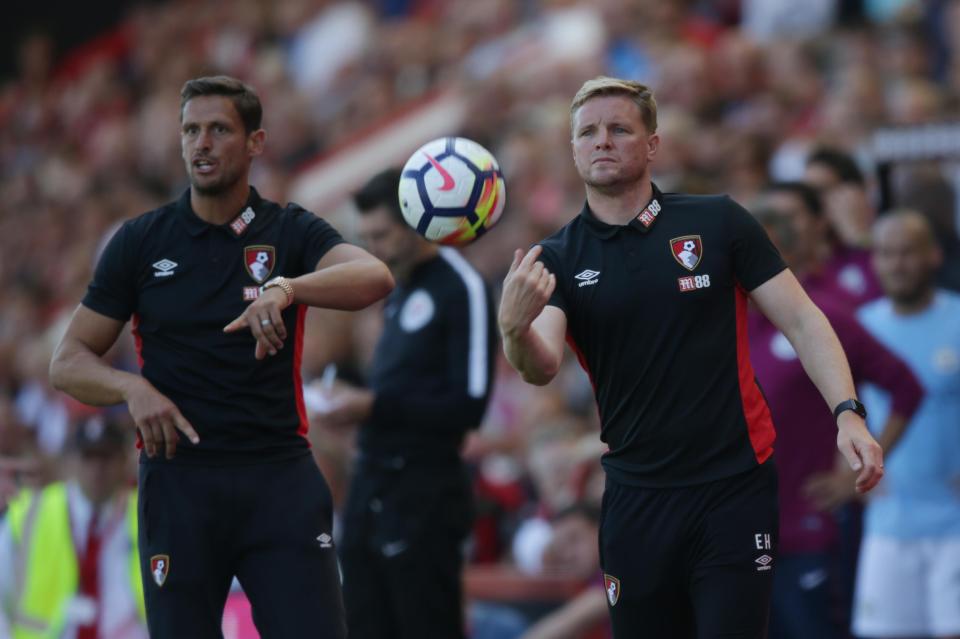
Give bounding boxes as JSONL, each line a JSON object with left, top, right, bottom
{"left": 647, "top": 133, "right": 660, "bottom": 161}
{"left": 248, "top": 129, "right": 266, "bottom": 157}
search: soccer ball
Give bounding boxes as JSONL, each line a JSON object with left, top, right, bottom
{"left": 398, "top": 137, "right": 506, "bottom": 245}
{"left": 683, "top": 240, "right": 696, "bottom": 251}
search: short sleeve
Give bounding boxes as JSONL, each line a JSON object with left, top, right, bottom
{"left": 289, "top": 205, "right": 346, "bottom": 273}
{"left": 81, "top": 222, "right": 139, "bottom": 321}
{"left": 537, "top": 243, "right": 567, "bottom": 313}
{"left": 728, "top": 197, "right": 787, "bottom": 291}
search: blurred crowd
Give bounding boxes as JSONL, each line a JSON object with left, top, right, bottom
{"left": 2, "top": 0, "right": 960, "bottom": 638}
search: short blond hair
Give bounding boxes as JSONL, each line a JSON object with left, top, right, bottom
{"left": 570, "top": 76, "right": 657, "bottom": 135}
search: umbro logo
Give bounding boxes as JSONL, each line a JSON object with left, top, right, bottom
{"left": 316, "top": 533, "right": 333, "bottom": 549}
{"left": 575, "top": 269, "right": 600, "bottom": 287}
{"left": 152, "top": 259, "right": 177, "bottom": 277}
{"left": 755, "top": 554, "right": 773, "bottom": 571}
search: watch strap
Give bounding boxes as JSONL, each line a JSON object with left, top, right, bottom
{"left": 833, "top": 398, "right": 866, "bottom": 420}
{"left": 263, "top": 276, "right": 294, "bottom": 308}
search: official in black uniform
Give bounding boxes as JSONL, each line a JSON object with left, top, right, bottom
{"left": 315, "top": 168, "right": 496, "bottom": 639}
{"left": 498, "top": 76, "right": 885, "bottom": 638}
{"left": 49, "top": 76, "right": 394, "bottom": 639}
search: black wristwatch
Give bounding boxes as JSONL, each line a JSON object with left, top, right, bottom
{"left": 833, "top": 398, "right": 867, "bottom": 420}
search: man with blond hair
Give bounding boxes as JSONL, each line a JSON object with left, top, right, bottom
{"left": 498, "top": 76, "right": 885, "bottom": 638}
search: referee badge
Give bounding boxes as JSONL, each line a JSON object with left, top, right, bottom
{"left": 244, "top": 245, "right": 275, "bottom": 284}
{"left": 603, "top": 574, "right": 620, "bottom": 606}
{"left": 670, "top": 235, "right": 703, "bottom": 271}
{"left": 150, "top": 554, "right": 170, "bottom": 587}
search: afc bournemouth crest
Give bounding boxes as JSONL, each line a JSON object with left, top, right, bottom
{"left": 244, "top": 245, "right": 275, "bottom": 284}
{"left": 670, "top": 235, "right": 703, "bottom": 271}
{"left": 150, "top": 554, "right": 169, "bottom": 587}
{"left": 603, "top": 574, "right": 620, "bottom": 606}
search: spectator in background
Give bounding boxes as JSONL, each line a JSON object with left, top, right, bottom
{"left": 763, "top": 181, "right": 883, "bottom": 306}
{"left": 750, "top": 208, "right": 923, "bottom": 639}
{"left": 853, "top": 211, "right": 960, "bottom": 639}
{"left": 0, "top": 416, "right": 146, "bottom": 639}
{"left": 804, "top": 147, "right": 876, "bottom": 250}
{"left": 511, "top": 418, "right": 604, "bottom": 575}
{"left": 894, "top": 165, "right": 960, "bottom": 291}
{"left": 519, "top": 503, "right": 609, "bottom": 639}
{"left": 317, "top": 168, "right": 496, "bottom": 639}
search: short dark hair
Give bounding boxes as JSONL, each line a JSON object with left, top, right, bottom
{"left": 180, "top": 75, "right": 262, "bottom": 134}
{"left": 764, "top": 181, "right": 823, "bottom": 217}
{"left": 353, "top": 167, "right": 405, "bottom": 224}
{"left": 806, "top": 147, "right": 865, "bottom": 186}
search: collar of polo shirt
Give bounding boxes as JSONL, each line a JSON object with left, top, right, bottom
{"left": 177, "top": 187, "right": 267, "bottom": 238}
{"left": 579, "top": 182, "right": 665, "bottom": 239}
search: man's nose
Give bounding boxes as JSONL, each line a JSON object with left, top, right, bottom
{"left": 196, "top": 129, "right": 213, "bottom": 150}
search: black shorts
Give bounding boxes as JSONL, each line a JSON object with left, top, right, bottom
{"left": 137, "top": 454, "right": 346, "bottom": 639}
{"left": 599, "top": 460, "right": 779, "bottom": 639}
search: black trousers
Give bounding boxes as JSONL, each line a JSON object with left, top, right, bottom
{"left": 600, "top": 460, "right": 779, "bottom": 639}
{"left": 339, "top": 462, "right": 473, "bottom": 639}
{"left": 137, "top": 454, "right": 346, "bottom": 639}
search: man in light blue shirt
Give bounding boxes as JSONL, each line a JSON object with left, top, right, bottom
{"left": 854, "top": 210, "right": 960, "bottom": 639}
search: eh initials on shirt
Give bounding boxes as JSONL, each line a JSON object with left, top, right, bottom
{"left": 754, "top": 533, "right": 773, "bottom": 571}
{"left": 678, "top": 274, "right": 711, "bottom": 292}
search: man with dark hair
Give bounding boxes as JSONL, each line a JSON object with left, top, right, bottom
{"left": 764, "top": 181, "right": 882, "bottom": 306}
{"left": 314, "top": 167, "right": 496, "bottom": 639}
{"left": 804, "top": 147, "right": 875, "bottom": 250}
{"left": 49, "top": 75, "right": 394, "bottom": 638}
{"left": 499, "top": 76, "right": 885, "bottom": 638}
{"left": 806, "top": 147, "right": 866, "bottom": 187}
{"left": 179, "top": 75, "right": 263, "bottom": 135}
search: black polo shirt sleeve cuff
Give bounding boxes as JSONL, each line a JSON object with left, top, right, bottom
{"left": 292, "top": 206, "right": 347, "bottom": 271}
{"left": 727, "top": 197, "right": 787, "bottom": 292}
{"left": 536, "top": 243, "right": 567, "bottom": 313}
{"left": 82, "top": 222, "right": 137, "bottom": 321}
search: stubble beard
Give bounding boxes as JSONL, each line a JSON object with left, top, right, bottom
{"left": 583, "top": 169, "right": 639, "bottom": 196}
{"left": 190, "top": 167, "right": 240, "bottom": 196}
{"left": 888, "top": 277, "right": 934, "bottom": 308}
{"left": 579, "top": 156, "right": 647, "bottom": 195}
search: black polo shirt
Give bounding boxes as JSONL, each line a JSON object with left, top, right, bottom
{"left": 537, "top": 184, "right": 786, "bottom": 487}
{"left": 360, "top": 247, "right": 496, "bottom": 465}
{"left": 82, "top": 187, "right": 344, "bottom": 465}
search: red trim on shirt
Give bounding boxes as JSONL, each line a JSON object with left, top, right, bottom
{"left": 292, "top": 305, "right": 310, "bottom": 440}
{"left": 735, "top": 287, "right": 776, "bottom": 463}
{"left": 566, "top": 333, "right": 597, "bottom": 395}
{"left": 131, "top": 313, "right": 144, "bottom": 450}
{"left": 131, "top": 313, "right": 144, "bottom": 369}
